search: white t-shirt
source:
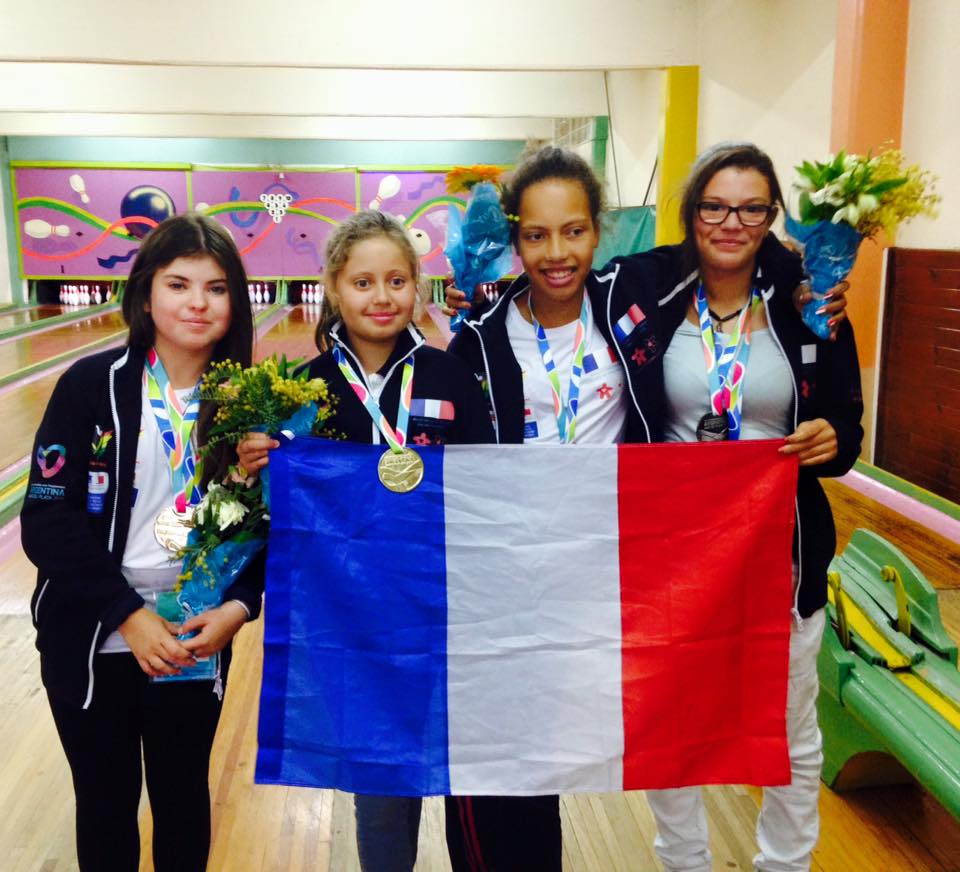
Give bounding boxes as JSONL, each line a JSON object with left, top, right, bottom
{"left": 100, "top": 381, "right": 195, "bottom": 653}
{"left": 662, "top": 321, "right": 793, "bottom": 443}
{"left": 505, "top": 297, "right": 628, "bottom": 445}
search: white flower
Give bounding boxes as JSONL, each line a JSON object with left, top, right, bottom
{"left": 809, "top": 188, "right": 829, "bottom": 206}
{"left": 857, "top": 193, "right": 879, "bottom": 214}
{"left": 214, "top": 497, "right": 248, "bottom": 531}
{"left": 843, "top": 153, "right": 861, "bottom": 171}
{"left": 794, "top": 176, "right": 815, "bottom": 192}
{"left": 832, "top": 203, "right": 860, "bottom": 226}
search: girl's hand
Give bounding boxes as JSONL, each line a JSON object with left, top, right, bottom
{"left": 119, "top": 607, "right": 195, "bottom": 677}
{"left": 237, "top": 431, "right": 279, "bottom": 474}
{"left": 780, "top": 418, "right": 838, "bottom": 466}
{"left": 793, "top": 280, "right": 849, "bottom": 340}
{"left": 180, "top": 601, "right": 249, "bottom": 658}
{"left": 441, "top": 285, "right": 472, "bottom": 317}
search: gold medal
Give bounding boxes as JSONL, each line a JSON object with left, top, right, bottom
{"left": 377, "top": 447, "right": 424, "bottom": 493}
{"left": 153, "top": 505, "right": 195, "bottom": 552}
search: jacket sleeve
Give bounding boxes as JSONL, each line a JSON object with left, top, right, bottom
{"left": 223, "top": 546, "right": 265, "bottom": 621}
{"left": 20, "top": 364, "right": 144, "bottom": 630}
{"left": 761, "top": 234, "right": 806, "bottom": 307}
{"left": 608, "top": 245, "right": 689, "bottom": 307}
{"left": 446, "top": 332, "right": 495, "bottom": 443}
{"left": 803, "top": 319, "right": 864, "bottom": 479}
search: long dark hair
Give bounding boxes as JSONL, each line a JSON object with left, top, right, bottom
{"left": 123, "top": 212, "right": 254, "bottom": 483}
{"left": 678, "top": 141, "right": 785, "bottom": 274}
{"left": 500, "top": 145, "right": 605, "bottom": 247}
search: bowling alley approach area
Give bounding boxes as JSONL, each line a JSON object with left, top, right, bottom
{"left": 2, "top": 2, "right": 960, "bottom": 871}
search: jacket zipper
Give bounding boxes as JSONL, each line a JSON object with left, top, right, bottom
{"left": 465, "top": 320, "right": 500, "bottom": 443}
{"left": 33, "top": 577, "right": 50, "bottom": 624}
{"left": 598, "top": 264, "right": 651, "bottom": 443}
{"left": 82, "top": 350, "right": 129, "bottom": 709}
{"left": 761, "top": 289, "right": 804, "bottom": 626}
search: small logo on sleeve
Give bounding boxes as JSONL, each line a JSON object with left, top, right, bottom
{"left": 37, "top": 445, "right": 66, "bottom": 479}
{"left": 91, "top": 425, "right": 114, "bottom": 458}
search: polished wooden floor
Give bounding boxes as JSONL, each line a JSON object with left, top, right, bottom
{"left": 1, "top": 306, "right": 958, "bottom": 871}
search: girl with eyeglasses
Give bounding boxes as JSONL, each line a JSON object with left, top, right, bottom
{"left": 646, "top": 141, "right": 863, "bottom": 872}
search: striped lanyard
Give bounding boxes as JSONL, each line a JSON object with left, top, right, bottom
{"left": 144, "top": 348, "right": 203, "bottom": 512}
{"left": 529, "top": 293, "right": 591, "bottom": 444}
{"left": 333, "top": 345, "right": 414, "bottom": 452}
{"left": 694, "top": 284, "right": 763, "bottom": 441}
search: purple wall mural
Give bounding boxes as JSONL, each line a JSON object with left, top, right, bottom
{"left": 14, "top": 165, "right": 521, "bottom": 280}
{"left": 15, "top": 167, "right": 189, "bottom": 277}
{"left": 192, "top": 170, "right": 357, "bottom": 278}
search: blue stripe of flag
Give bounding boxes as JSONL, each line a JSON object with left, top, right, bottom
{"left": 257, "top": 438, "right": 450, "bottom": 795}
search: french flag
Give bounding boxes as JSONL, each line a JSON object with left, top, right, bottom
{"left": 613, "top": 303, "right": 646, "bottom": 342}
{"left": 410, "top": 398, "right": 456, "bottom": 420}
{"left": 257, "top": 439, "right": 796, "bottom": 796}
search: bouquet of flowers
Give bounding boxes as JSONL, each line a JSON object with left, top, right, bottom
{"left": 786, "top": 147, "right": 939, "bottom": 337}
{"left": 156, "top": 355, "right": 333, "bottom": 679}
{"left": 443, "top": 165, "right": 515, "bottom": 333}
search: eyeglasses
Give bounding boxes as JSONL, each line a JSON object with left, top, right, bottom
{"left": 697, "top": 202, "right": 775, "bottom": 227}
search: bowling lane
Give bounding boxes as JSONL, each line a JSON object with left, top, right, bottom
{"left": 0, "top": 305, "right": 71, "bottom": 333}
{"left": 254, "top": 305, "right": 324, "bottom": 362}
{"left": 0, "top": 304, "right": 444, "bottom": 476}
{"left": 0, "top": 307, "right": 303, "bottom": 474}
{"left": 0, "top": 310, "right": 128, "bottom": 381}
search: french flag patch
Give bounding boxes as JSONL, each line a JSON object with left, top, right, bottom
{"left": 613, "top": 305, "right": 646, "bottom": 342}
{"left": 583, "top": 346, "right": 619, "bottom": 374}
{"left": 411, "top": 399, "right": 456, "bottom": 421}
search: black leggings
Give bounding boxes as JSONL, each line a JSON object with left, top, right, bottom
{"left": 46, "top": 653, "right": 225, "bottom": 872}
{"left": 445, "top": 794, "right": 562, "bottom": 872}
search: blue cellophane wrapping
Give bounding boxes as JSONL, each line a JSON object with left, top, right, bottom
{"left": 444, "top": 182, "right": 513, "bottom": 333}
{"left": 784, "top": 215, "right": 862, "bottom": 339}
{"left": 154, "top": 401, "right": 320, "bottom": 682}
{"left": 156, "top": 536, "right": 266, "bottom": 681}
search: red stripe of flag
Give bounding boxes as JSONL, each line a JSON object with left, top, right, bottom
{"left": 617, "top": 440, "right": 796, "bottom": 789}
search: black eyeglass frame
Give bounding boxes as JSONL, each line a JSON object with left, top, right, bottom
{"left": 696, "top": 202, "right": 777, "bottom": 227}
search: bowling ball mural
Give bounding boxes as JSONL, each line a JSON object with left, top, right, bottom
{"left": 121, "top": 185, "right": 177, "bottom": 238}
{"left": 14, "top": 167, "right": 190, "bottom": 277}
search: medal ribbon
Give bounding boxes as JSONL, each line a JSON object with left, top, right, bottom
{"left": 333, "top": 345, "right": 414, "bottom": 452}
{"left": 144, "top": 348, "right": 203, "bottom": 512}
{"left": 694, "top": 284, "right": 763, "bottom": 441}
{"left": 529, "top": 294, "right": 591, "bottom": 443}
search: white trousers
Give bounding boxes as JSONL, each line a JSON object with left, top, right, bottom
{"left": 646, "top": 608, "right": 826, "bottom": 872}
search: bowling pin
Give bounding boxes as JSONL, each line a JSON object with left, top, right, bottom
{"left": 368, "top": 175, "right": 402, "bottom": 211}
{"left": 69, "top": 174, "right": 91, "bottom": 204}
{"left": 93, "top": 285, "right": 102, "bottom": 305}
{"left": 105, "top": 285, "right": 112, "bottom": 303}
{"left": 303, "top": 284, "right": 311, "bottom": 304}
{"left": 24, "top": 219, "right": 70, "bottom": 240}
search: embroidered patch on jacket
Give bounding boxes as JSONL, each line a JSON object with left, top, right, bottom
{"left": 87, "top": 471, "right": 109, "bottom": 514}
{"left": 28, "top": 483, "right": 65, "bottom": 501}
{"left": 91, "top": 425, "right": 114, "bottom": 459}
{"left": 613, "top": 304, "right": 646, "bottom": 342}
{"left": 801, "top": 344, "right": 817, "bottom": 365}
{"left": 36, "top": 445, "right": 66, "bottom": 479}
{"left": 410, "top": 399, "right": 456, "bottom": 421}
